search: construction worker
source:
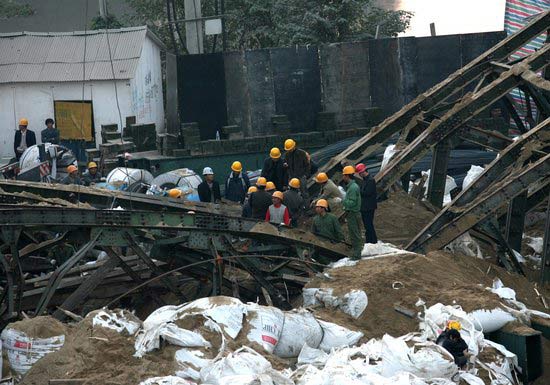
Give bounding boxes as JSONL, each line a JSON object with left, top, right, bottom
{"left": 283, "top": 178, "right": 305, "bottom": 227}
{"left": 198, "top": 167, "right": 221, "bottom": 203}
{"left": 313, "top": 172, "right": 343, "bottom": 211}
{"left": 265, "top": 191, "right": 290, "bottom": 226}
{"left": 167, "top": 189, "right": 183, "bottom": 199}
{"left": 242, "top": 186, "right": 257, "bottom": 218}
{"left": 61, "top": 165, "right": 81, "bottom": 185}
{"left": 41, "top": 118, "right": 60, "bottom": 145}
{"left": 265, "top": 181, "right": 276, "bottom": 196}
{"left": 249, "top": 177, "right": 272, "bottom": 220}
{"left": 437, "top": 324, "right": 469, "bottom": 368}
{"left": 312, "top": 199, "right": 343, "bottom": 243}
{"left": 283, "top": 139, "right": 310, "bottom": 197}
{"left": 82, "top": 162, "right": 103, "bottom": 186}
{"left": 356, "top": 163, "right": 378, "bottom": 244}
{"left": 14, "top": 118, "right": 36, "bottom": 160}
{"left": 342, "top": 165, "right": 363, "bottom": 260}
{"left": 436, "top": 320, "right": 462, "bottom": 345}
{"left": 225, "top": 161, "right": 250, "bottom": 203}
{"left": 261, "top": 147, "right": 287, "bottom": 191}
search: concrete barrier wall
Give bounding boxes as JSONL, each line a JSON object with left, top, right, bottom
{"left": 177, "top": 31, "right": 506, "bottom": 139}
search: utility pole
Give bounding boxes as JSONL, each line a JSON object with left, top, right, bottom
{"left": 184, "top": 0, "right": 204, "bottom": 54}
{"left": 99, "top": 0, "right": 108, "bottom": 20}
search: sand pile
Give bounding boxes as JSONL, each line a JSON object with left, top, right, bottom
{"left": 305, "top": 250, "right": 548, "bottom": 340}
{"left": 19, "top": 316, "right": 178, "bottom": 385}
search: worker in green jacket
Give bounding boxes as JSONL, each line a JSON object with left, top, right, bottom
{"left": 342, "top": 165, "right": 363, "bottom": 259}
{"left": 312, "top": 199, "right": 343, "bottom": 242}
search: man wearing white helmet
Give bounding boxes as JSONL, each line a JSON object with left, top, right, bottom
{"left": 198, "top": 167, "right": 221, "bottom": 203}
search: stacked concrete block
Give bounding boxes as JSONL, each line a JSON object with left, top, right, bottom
{"left": 99, "top": 140, "right": 136, "bottom": 158}
{"left": 316, "top": 112, "right": 337, "bottom": 132}
{"left": 181, "top": 122, "right": 201, "bottom": 149}
{"left": 363, "top": 107, "right": 384, "bottom": 127}
{"left": 101, "top": 124, "right": 120, "bottom": 143}
{"left": 124, "top": 124, "right": 156, "bottom": 152}
{"left": 85, "top": 148, "right": 100, "bottom": 163}
{"left": 221, "top": 125, "right": 244, "bottom": 140}
{"left": 271, "top": 115, "right": 291, "bottom": 134}
{"left": 172, "top": 148, "right": 191, "bottom": 157}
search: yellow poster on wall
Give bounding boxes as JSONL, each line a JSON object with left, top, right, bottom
{"left": 54, "top": 101, "right": 94, "bottom": 141}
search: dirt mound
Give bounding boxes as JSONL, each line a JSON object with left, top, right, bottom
{"left": 305, "top": 250, "right": 548, "bottom": 340}
{"left": 20, "top": 317, "right": 178, "bottom": 385}
{"left": 375, "top": 191, "right": 435, "bottom": 246}
{"left": 8, "top": 316, "right": 67, "bottom": 338}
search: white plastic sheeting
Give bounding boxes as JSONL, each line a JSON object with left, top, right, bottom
{"left": 0, "top": 328, "right": 65, "bottom": 376}
{"left": 139, "top": 376, "right": 194, "bottom": 385}
{"left": 303, "top": 288, "right": 368, "bottom": 319}
{"left": 445, "top": 232, "right": 483, "bottom": 259}
{"left": 416, "top": 170, "right": 458, "bottom": 205}
{"left": 462, "top": 165, "right": 485, "bottom": 190}
{"left": 274, "top": 310, "right": 323, "bottom": 358}
{"left": 361, "top": 242, "right": 403, "bottom": 258}
{"left": 92, "top": 309, "right": 141, "bottom": 335}
{"left": 380, "top": 145, "right": 397, "bottom": 171}
{"left": 106, "top": 167, "right": 154, "bottom": 192}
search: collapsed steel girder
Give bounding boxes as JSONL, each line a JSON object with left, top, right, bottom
{"left": 408, "top": 118, "right": 550, "bottom": 252}
{"left": 307, "top": 10, "right": 550, "bottom": 193}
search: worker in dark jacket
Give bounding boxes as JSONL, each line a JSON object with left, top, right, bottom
{"left": 14, "top": 118, "right": 37, "bottom": 160}
{"left": 82, "top": 162, "right": 103, "bottom": 186}
{"left": 225, "top": 161, "right": 250, "bottom": 203}
{"left": 249, "top": 177, "right": 273, "bottom": 220}
{"left": 283, "top": 139, "right": 310, "bottom": 198}
{"left": 283, "top": 178, "right": 305, "bottom": 227}
{"left": 265, "top": 181, "right": 276, "bottom": 196}
{"left": 441, "top": 329, "right": 469, "bottom": 368}
{"left": 312, "top": 199, "right": 343, "bottom": 242}
{"left": 242, "top": 186, "right": 257, "bottom": 218}
{"left": 261, "top": 147, "right": 287, "bottom": 191}
{"left": 198, "top": 167, "right": 221, "bottom": 203}
{"left": 342, "top": 165, "right": 363, "bottom": 260}
{"left": 41, "top": 118, "right": 60, "bottom": 144}
{"left": 61, "top": 165, "right": 81, "bottom": 185}
{"left": 356, "top": 163, "right": 378, "bottom": 244}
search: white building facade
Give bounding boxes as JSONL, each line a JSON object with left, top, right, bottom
{"left": 0, "top": 27, "right": 165, "bottom": 160}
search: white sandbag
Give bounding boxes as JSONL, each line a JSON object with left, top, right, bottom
{"left": 159, "top": 323, "right": 211, "bottom": 348}
{"left": 175, "top": 348, "right": 212, "bottom": 381}
{"left": 1, "top": 328, "right": 65, "bottom": 376}
{"left": 459, "top": 372, "right": 485, "bottom": 385}
{"left": 200, "top": 347, "right": 272, "bottom": 385}
{"left": 302, "top": 288, "right": 339, "bottom": 308}
{"left": 139, "top": 376, "right": 194, "bottom": 385}
{"left": 490, "top": 278, "right": 516, "bottom": 301}
{"left": 445, "top": 232, "right": 483, "bottom": 259}
{"left": 297, "top": 344, "right": 329, "bottom": 367}
{"left": 274, "top": 310, "right": 323, "bottom": 358}
{"left": 379, "top": 335, "right": 457, "bottom": 379}
{"left": 245, "top": 303, "right": 284, "bottom": 354}
{"left": 92, "top": 309, "right": 141, "bottom": 335}
{"left": 525, "top": 236, "right": 543, "bottom": 254}
{"left": 380, "top": 145, "right": 397, "bottom": 171}
{"left": 468, "top": 308, "right": 515, "bottom": 333}
{"left": 340, "top": 290, "right": 368, "bottom": 319}
{"left": 328, "top": 257, "right": 358, "bottom": 268}
{"left": 361, "top": 242, "right": 402, "bottom": 257}
{"left": 463, "top": 165, "right": 484, "bottom": 190}
{"left": 317, "top": 320, "right": 363, "bottom": 352}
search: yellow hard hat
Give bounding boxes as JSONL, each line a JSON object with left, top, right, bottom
{"left": 231, "top": 161, "right": 242, "bottom": 172}
{"left": 88, "top": 162, "right": 98, "bottom": 169}
{"left": 266, "top": 181, "right": 276, "bottom": 191}
{"left": 284, "top": 139, "right": 296, "bottom": 151}
{"left": 19, "top": 118, "right": 28, "bottom": 126}
{"left": 316, "top": 199, "right": 329, "bottom": 209}
{"left": 289, "top": 178, "right": 300, "bottom": 189}
{"left": 67, "top": 165, "right": 78, "bottom": 174}
{"left": 342, "top": 165, "right": 356, "bottom": 175}
{"left": 447, "top": 320, "right": 461, "bottom": 331}
{"left": 315, "top": 172, "right": 328, "bottom": 183}
{"left": 248, "top": 186, "right": 258, "bottom": 194}
{"left": 270, "top": 147, "right": 281, "bottom": 159}
{"left": 168, "top": 189, "right": 182, "bottom": 198}
{"left": 272, "top": 191, "right": 284, "bottom": 200}
{"left": 256, "top": 177, "right": 267, "bottom": 187}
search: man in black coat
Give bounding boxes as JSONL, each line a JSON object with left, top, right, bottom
{"left": 261, "top": 147, "right": 287, "bottom": 191}
{"left": 249, "top": 177, "right": 273, "bottom": 220}
{"left": 198, "top": 167, "right": 221, "bottom": 203}
{"left": 14, "top": 118, "right": 36, "bottom": 160}
{"left": 356, "top": 163, "right": 378, "bottom": 244}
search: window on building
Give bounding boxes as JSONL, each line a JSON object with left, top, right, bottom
{"left": 54, "top": 101, "right": 95, "bottom": 141}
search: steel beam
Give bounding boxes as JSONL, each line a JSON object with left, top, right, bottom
{"left": 414, "top": 154, "right": 550, "bottom": 252}
{"left": 505, "top": 191, "right": 528, "bottom": 252}
{"left": 375, "top": 45, "right": 550, "bottom": 196}
{"left": 426, "top": 138, "right": 452, "bottom": 208}
{"left": 408, "top": 118, "right": 550, "bottom": 251}
{"left": 307, "top": 11, "right": 550, "bottom": 193}
{"left": 460, "top": 125, "right": 514, "bottom": 152}
{"left": 540, "top": 193, "right": 550, "bottom": 284}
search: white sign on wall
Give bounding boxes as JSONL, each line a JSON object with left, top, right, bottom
{"left": 205, "top": 19, "right": 222, "bottom": 35}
